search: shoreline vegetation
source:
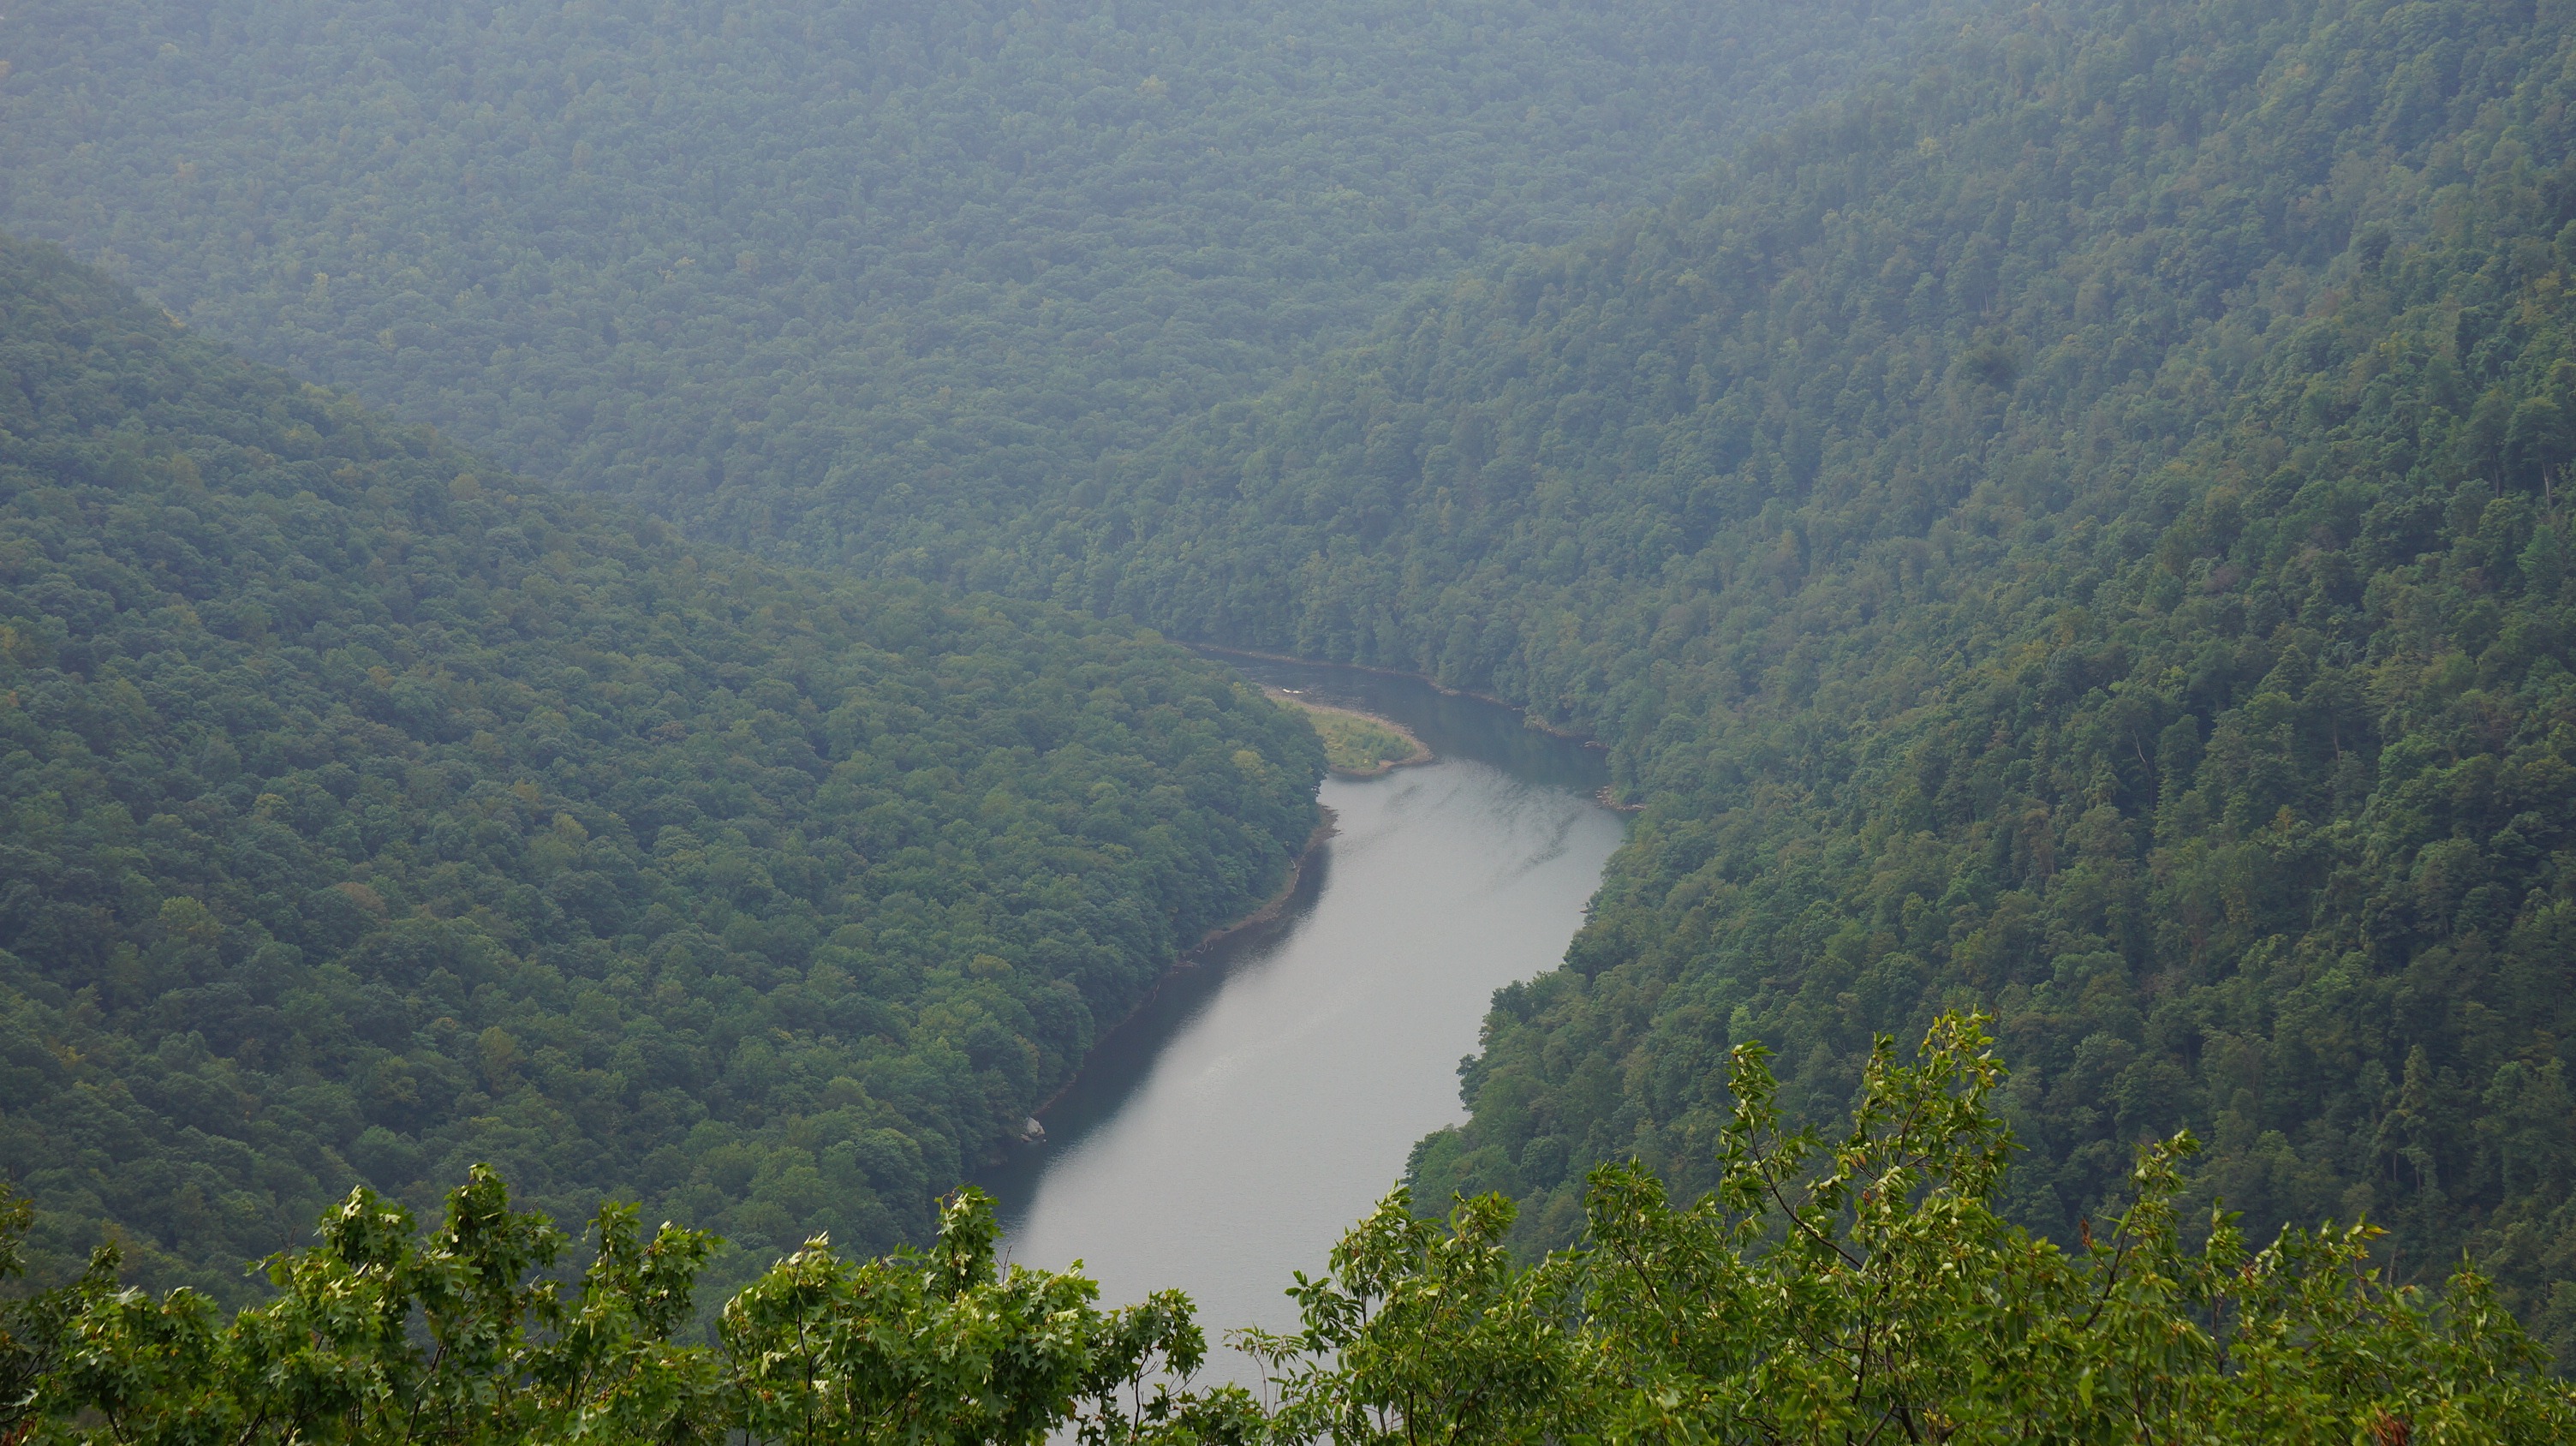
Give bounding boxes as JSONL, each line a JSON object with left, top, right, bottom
{"left": 1190, "top": 642, "right": 1590, "bottom": 739}
{"left": 1188, "top": 808, "right": 1341, "bottom": 953}
{"left": 0, "top": 237, "right": 1336, "bottom": 1294}
{"left": 1264, "top": 688, "right": 1435, "bottom": 778}
{"left": 1008, "top": 805, "right": 1340, "bottom": 1140}
{"left": 11, "top": 1013, "right": 2570, "bottom": 1444}
{"left": 1005, "top": 650, "right": 1607, "bottom": 1150}
{"left": 999, "top": 649, "right": 1563, "bottom": 1150}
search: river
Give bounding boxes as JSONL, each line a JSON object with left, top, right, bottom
{"left": 976, "top": 654, "right": 1627, "bottom": 1384}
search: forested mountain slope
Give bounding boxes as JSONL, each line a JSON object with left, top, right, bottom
{"left": 0, "top": 0, "right": 1969, "bottom": 553}
{"left": 0, "top": 234, "right": 1322, "bottom": 1301}
{"left": 915, "top": 0, "right": 2576, "bottom": 1360}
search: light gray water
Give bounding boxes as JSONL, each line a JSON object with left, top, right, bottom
{"left": 977, "top": 656, "right": 1625, "bottom": 1383}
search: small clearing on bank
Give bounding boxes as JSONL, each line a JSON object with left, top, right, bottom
{"left": 1266, "top": 690, "right": 1434, "bottom": 778}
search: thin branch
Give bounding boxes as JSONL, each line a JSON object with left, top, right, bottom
{"left": 2075, "top": 1219, "right": 2137, "bottom": 1334}
{"left": 1753, "top": 1133, "right": 1863, "bottom": 1270}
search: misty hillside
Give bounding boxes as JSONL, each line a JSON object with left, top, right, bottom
{"left": 894, "top": 0, "right": 2576, "bottom": 1361}
{"left": 0, "top": 0, "right": 1971, "bottom": 554}
{"left": 0, "top": 233, "right": 1319, "bottom": 1298}
{"left": 9, "top": 0, "right": 2576, "bottom": 1431}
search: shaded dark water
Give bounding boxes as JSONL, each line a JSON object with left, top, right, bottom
{"left": 976, "top": 654, "right": 1625, "bottom": 1383}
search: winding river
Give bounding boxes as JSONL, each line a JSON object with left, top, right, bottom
{"left": 976, "top": 654, "right": 1626, "bottom": 1383}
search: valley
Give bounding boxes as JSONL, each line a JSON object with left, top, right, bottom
{"left": 982, "top": 657, "right": 1622, "bottom": 1385}
{"left": 4, "top": 0, "right": 2576, "bottom": 1437}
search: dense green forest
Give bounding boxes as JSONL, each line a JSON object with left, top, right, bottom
{"left": 0, "top": 232, "right": 1322, "bottom": 1303}
{"left": 903, "top": 0, "right": 2576, "bottom": 1366}
{"left": 6, "top": 1019, "right": 2572, "bottom": 1443}
{"left": 17, "top": 0, "right": 2576, "bottom": 1415}
{"left": 0, "top": 0, "right": 1973, "bottom": 553}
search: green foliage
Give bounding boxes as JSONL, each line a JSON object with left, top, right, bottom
{"left": 10, "top": 1019, "right": 2564, "bottom": 1442}
{"left": 0, "top": 0, "right": 1977, "bottom": 558}
{"left": 43, "top": 1168, "right": 719, "bottom": 1444}
{"left": 1245, "top": 1190, "right": 1581, "bottom": 1444}
{"left": 1253, "top": 1014, "right": 2576, "bottom": 1442}
{"left": 1270, "top": 699, "right": 1422, "bottom": 777}
{"left": 718, "top": 1191, "right": 1256, "bottom": 1446}
{"left": 0, "top": 1174, "right": 1247, "bottom": 1445}
{"left": 0, "top": 1186, "right": 63, "bottom": 1444}
{"left": 15, "top": 0, "right": 2576, "bottom": 1414}
{"left": 718, "top": 1190, "right": 1091, "bottom": 1445}
{"left": 0, "top": 233, "right": 1323, "bottom": 1298}
{"left": 841, "top": 0, "right": 2576, "bottom": 1365}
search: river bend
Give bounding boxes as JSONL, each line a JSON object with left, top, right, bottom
{"left": 978, "top": 657, "right": 1625, "bottom": 1382}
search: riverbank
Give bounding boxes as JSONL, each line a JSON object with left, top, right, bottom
{"left": 1266, "top": 689, "right": 1434, "bottom": 778}
{"left": 993, "top": 648, "right": 1625, "bottom": 1156}
{"left": 1192, "top": 642, "right": 1593, "bottom": 741}
{"left": 1189, "top": 807, "right": 1339, "bottom": 953}
{"left": 981, "top": 711, "right": 1631, "bottom": 1375}
{"left": 1005, "top": 804, "right": 1340, "bottom": 1143}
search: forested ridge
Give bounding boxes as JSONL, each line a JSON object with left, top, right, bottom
{"left": 832, "top": 0, "right": 2576, "bottom": 1365}
{"left": 0, "top": 0, "right": 1971, "bottom": 553}
{"left": 0, "top": 233, "right": 1322, "bottom": 1301}
{"left": 15, "top": 0, "right": 2576, "bottom": 1425}
{"left": 5, "top": 1019, "right": 2572, "bottom": 1442}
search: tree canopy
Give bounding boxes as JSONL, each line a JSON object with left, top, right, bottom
{"left": 15, "top": 0, "right": 2576, "bottom": 1407}
{"left": 0, "top": 0, "right": 1977, "bottom": 556}
{"left": 832, "top": 0, "right": 2576, "bottom": 1366}
{"left": 6, "top": 1017, "right": 2568, "bottom": 1443}
{"left": 0, "top": 233, "right": 1321, "bottom": 1302}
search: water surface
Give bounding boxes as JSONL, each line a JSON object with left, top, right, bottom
{"left": 979, "top": 655, "right": 1625, "bottom": 1380}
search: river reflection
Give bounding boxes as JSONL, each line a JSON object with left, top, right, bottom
{"left": 977, "top": 654, "right": 1625, "bottom": 1383}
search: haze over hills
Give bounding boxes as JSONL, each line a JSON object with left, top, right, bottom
{"left": 0, "top": 0, "right": 1974, "bottom": 555}
{"left": 944, "top": 0, "right": 2576, "bottom": 1361}
{"left": 0, "top": 233, "right": 1321, "bottom": 1300}
{"left": 6, "top": 0, "right": 2576, "bottom": 1434}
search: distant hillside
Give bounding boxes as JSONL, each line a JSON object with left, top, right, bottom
{"left": 919, "top": 0, "right": 2576, "bottom": 1363}
{"left": 25, "top": 0, "right": 2576, "bottom": 1375}
{"left": 0, "top": 234, "right": 1321, "bottom": 1299}
{"left": 0, "top": 0, "right": 1971, "bottom": 552}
